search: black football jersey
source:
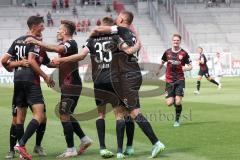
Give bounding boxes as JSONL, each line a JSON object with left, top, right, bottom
{"left": 58, "top": 39, "right": 81, "bottom": 85}
{"left": 7, "top": 35, "right": 41, "bottom": 83}
{"left": 85, "top": 34, "right": 121, "bottom": 84}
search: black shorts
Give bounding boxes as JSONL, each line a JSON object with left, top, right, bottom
{"left": 12, "top": 91, "right": 46, "bottom": 117}
{"left": 113, "top": 72, "right": 142, "bottom": 110}
{"left": 198, "top": 69, "right": 210, "bottom": 78}
{"left": 165, "top": 80, "right": 185, "bottom": 98}
{"left": 14, "top": 81, "right": 44, "bottom": 108}
{"left": 94, "top": 83, "right": 122, "bottom": 107}
{"left": 59, "top": 95, "right": 80, "bottom": 115}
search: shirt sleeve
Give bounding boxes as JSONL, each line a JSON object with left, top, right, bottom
{"left": 110, "top": 25, "right": 118, "bottom": 34}
{"left": 84, "top": 38, "right": 93, "bottom": 53}
{"left": 41, "top": 51, "right": 51, "bottom": 65}
{"left": 28, "top": 44, "right": 40, "bottom": 57}
{"left": 161, "top": 51, "right": 167, "bottom": 63}
{"left": 6, "top": 41, "right": 16, "bottom": 56}
{"left": 63, "top": 41, "right": 72, "bottom": 54}
{"left": 183, "top": 53, "right": 192, "bottom": 64}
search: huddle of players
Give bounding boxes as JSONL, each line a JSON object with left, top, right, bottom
{"left": 2, "top": 11, "right": 166, "bottom": 160}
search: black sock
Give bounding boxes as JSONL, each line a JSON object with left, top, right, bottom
{"left": 174, "top": 104, "right": 182, "bottom": 122}
{"left": 19, "top": 119, "right": 39, "bottom": 146}
{"left": 134, "top": 114, "right": 158, "bottom": 145}
{"left": 61, "top": 121, "right": 74, "bottom": 148}
{"left": 210, "top": 79, "right": 219, "bottom": 86}
{"left": 96, "top": 119, "right": 106, "bottom": 149}
{"left": 70, "top": 117, "right": 85, "bottom": 140}
{"left": 16, "top": 124, "right": 24, "bottom": 143}
{"left": 125, "top": 116, "right": 135, "bottom": 147}
{"left": 197, "top": 81, "right": 201, "bottom": 91}
{"left": 36, "top": 123, "right": 46, "bottom": 146}
{"left": 116, "top": 119, "right": 125, "bottom": 153}
{"left": 10, "top": 124, "right": 17, "bottom": 151}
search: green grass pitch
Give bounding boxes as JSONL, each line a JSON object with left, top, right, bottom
{"left": 0, "top": 77, "right": 240, "bottom": 160}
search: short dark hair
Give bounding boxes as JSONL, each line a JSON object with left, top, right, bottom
{"left": 172, "top": 34, "right": 182, "bottom": 41}
{"left": 27, "top": 16, "right": 44, "bottom": 29}
{"left": 61, "top": 20, "right": 76, "bottom": 36}
{"left": 102, "top": 17, "right": 114, "bottom": 26}
{"left": 121, "top": 11, "right": 134, "bottom": 25}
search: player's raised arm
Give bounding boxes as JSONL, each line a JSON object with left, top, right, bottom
{"left": 119, "top": 39, "right": 141, "bottom": 55}
{"left": 25, "top": 37, "right": 65, "bottom": 53}
{"left": 90, "top": 26, "right": 112, "bottom": 37}
{"left": 52, "top": 47, "right": 89, "bottom": 65}
{"left": 28, "top": 52, "right": 54, "bottom": 87}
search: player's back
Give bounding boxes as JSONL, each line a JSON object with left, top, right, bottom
{"left": 86, "top": 34, "right": 120, "bottom": 84}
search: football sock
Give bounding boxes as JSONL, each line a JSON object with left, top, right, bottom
{"left": 10, "top": 124, "right": 17, "bottom": 151}
{"left": 134, "top": 113, "right": 158, "bottom": 145}
{"left": 19, "top": 119, "right": 39, "bottom": 146}
{"left": 116, "top": 119, "right": 125, "bottom": 153}
{"left": 16, "top": 124, "right": 24, "bottom": 143}
{"left": 70, "top": 117, "right": 85, "bottom": 139}
{"left": 61, "top": 121, "right": 74, "bottom": 148}
{"left": 125, "top": 116, "right": 135, "bottom": 147}
{"left": 36, "top": 122, "right": 46, "bottom": 146}
{"left": 174, "top": 104, "right": 182, "bottom": 122}
{"left": 197, "top": 81, "right": 201, "bottom": 91}
{"left": 210, "top": 79, "right": 219, "bottom": 86}
{"left": 96, "top": 119, "right": 106, "bottom": 149}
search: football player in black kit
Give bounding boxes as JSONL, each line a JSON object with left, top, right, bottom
{"left": 194, "top": 47, "right": 220, "bottom": 95}
{"left": 51, "top": 16, "right": 141, "bottom": 159}
{"left": 4, "top": 37, "right": 56, "bottom": 159}
{"left": 26, "top": 20, "right": 92, "bottom": 158}
{"left": 1, "top": 16, "right": 54, "bottom": 160}
{"left": 91, "top": 11, "right": 165, "bottom": 158}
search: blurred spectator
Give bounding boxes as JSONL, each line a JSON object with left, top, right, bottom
{"left": 26, "top": 0, "right": 33, "bottom": 7}
{"left": 96, "top": 18, "right": 101, "bottom": 26}
{"left": 59, "top": 0, "right": 64, "bottom": 9}
{"left": 64, "top": 0, "right": 69, "bottom": 8}
{"left": 225, "top": 0, "right": 231, "bottom": 7}
{"left": 105, "top": 4, "right": 111, "bottom": 12}
{"left": 34, "top": 0, "right": 37, "bottom": 7}
{"left": 72, "top": 6, "right": 78, "bottom": 18}
{"left": 52, "top": 0, "right": 57, "bottom": 12}
{"left": 47, "top": 11, "right": 54, "bottom": 27}
{"left": 96, "top": 0, "right": 101, "bottom": 5}
{"left": 76, "top": 21, "right": 82, "bottom": 32}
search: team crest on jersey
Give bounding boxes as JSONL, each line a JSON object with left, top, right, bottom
{"left": 179, "top": 55, "right": 183, "bottom": 60}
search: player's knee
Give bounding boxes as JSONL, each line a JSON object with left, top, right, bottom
{"left": 98, "top": 112, "right": 105, "bottom": 119}
{"left": 129, "top": 108, "right": 140, "bottom": 119}
{"left": 175, "top": 100, "right": 182, "bottom": 106}
{"left": 166, "top": 100, "right": 174, "bottom": 106}
{"left": 60, "top": 114, "right": 70, "bottom": 121}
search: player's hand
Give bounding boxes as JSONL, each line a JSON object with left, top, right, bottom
{"left": 20, "top": 58, "right": 29, "bottom": 67}
{"left": 25, "top": 37, "right": 40, "bottom": 45}
{"left": 52, "top": 57, "right": 61, "bottom": 65}
{"left": 89, "top": 29, "right": 98, "bottom": 37}
{"left": 156, "top": 70, "right": 160, "bottom": 76}
{"left": 44, "top": 76, "right": 55, "bottom": 88}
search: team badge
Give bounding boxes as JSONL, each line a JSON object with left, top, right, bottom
{"left": 179, "top": 55, "right": 183, "bottom": 60}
